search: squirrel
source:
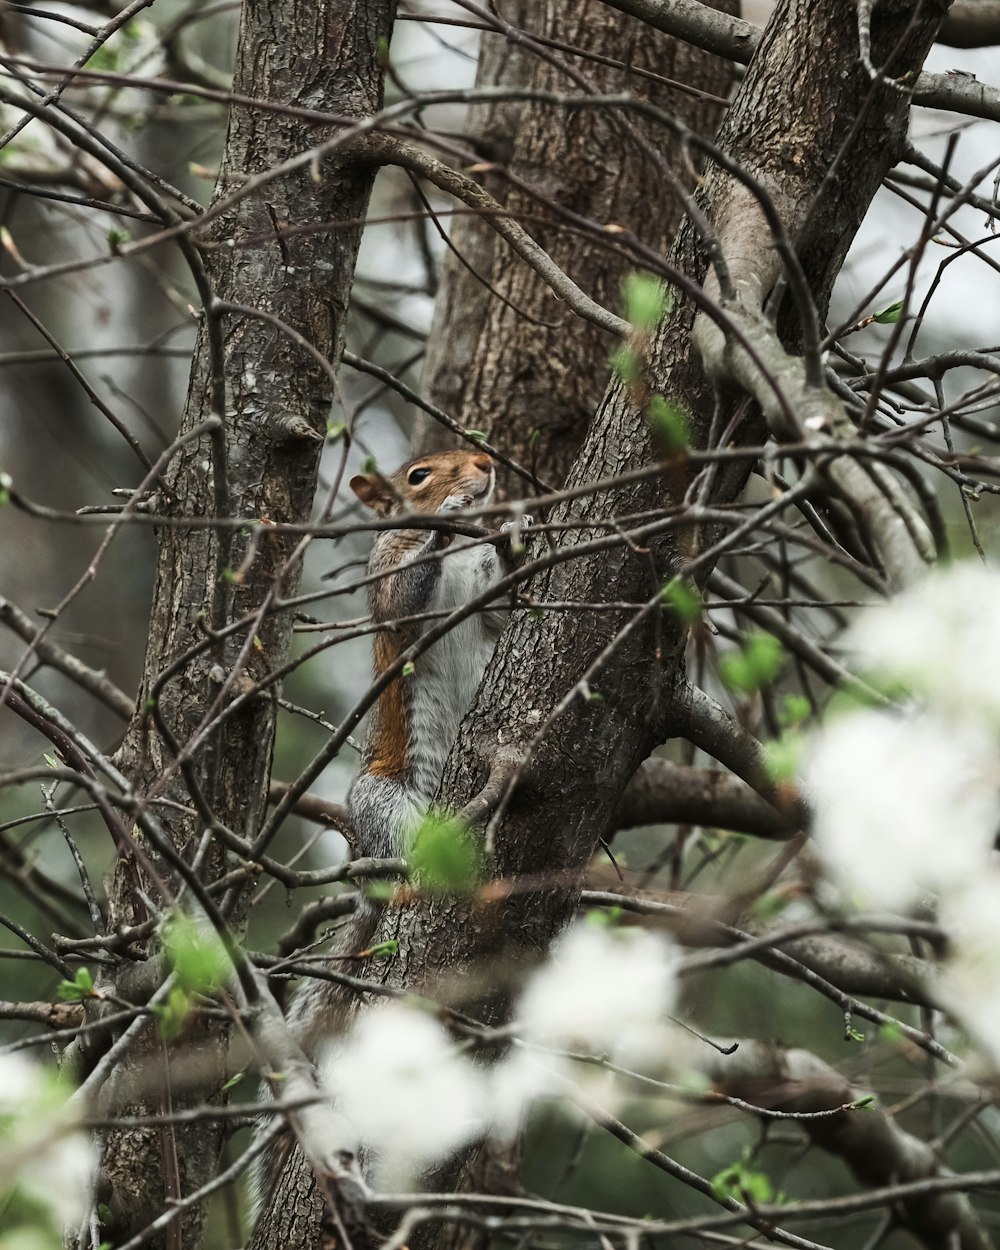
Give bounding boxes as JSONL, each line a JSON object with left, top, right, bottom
{"left": 346, "top": 449, "right": 522, "bottom": 863}
{"left": 252, "top": 451, "right": 529, "bottom": 1216}
{"left": 286, "top": 449, "right": 530, "bottom": 1059}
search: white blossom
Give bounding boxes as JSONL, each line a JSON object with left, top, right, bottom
{"left": 319, "top": 931, "right": 683, "bottom": 1171}
{"left": 320, "top": 1003, "right": 487, "bottom": 1186}
{"left": 937, "top": 877, "right": 1000, "bottom": 1067}
{"left": 803, "top": 708, "right": 1000, "bottom": 911}
{"left": 487, "top": 1047, "right": 565, "bottom": 1140}
{"left": 0, "top": 1054, "right": 96, "bottom": 1230}
{"left": 516, "top": 922, "right": 678, "bottom": 1064}
{"left": 848, "top": 562, "right": 1000, "bottom": 724}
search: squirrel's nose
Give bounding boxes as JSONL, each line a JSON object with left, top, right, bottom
{"left": 472, "top": 454, "right": 492, "bottom": 474}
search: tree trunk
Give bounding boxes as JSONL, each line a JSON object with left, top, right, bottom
{"left": 249, "top": 2, "right": 951, "bottom": 1246}
{"left": 384, "top": 0, "right": 949, "bottom": 979}
{"left": 95, "top": 2, "right": 396, "bottom": 1246}
{"left": 417, "top": 0, "right": 737, "bottom": 486}
{"left": 374, "top": 0, "right": 948, "bottom": 1220}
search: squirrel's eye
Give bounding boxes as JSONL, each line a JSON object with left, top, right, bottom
{"left": 407, "top": 467, "right": 432, "bottom": 486}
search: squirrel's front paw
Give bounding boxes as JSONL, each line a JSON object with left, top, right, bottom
{"left": 500, "top": 514, "right": 534, "bottom": 534}
{"left": 498, "top": 514, "right": 533, "bottom": 561}
{"left": 441, "top": 493, "right": 473, "bottom": 513}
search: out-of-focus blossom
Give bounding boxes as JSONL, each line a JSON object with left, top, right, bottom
{"left": 320, "top": 1002, "right": 487, "bottom": 1186}
{"left": 848, "top": 563, "right": 1000, "bottom": 724}
{"left": 516, "top": 921, "right": 679, "bottom": 1065}
{"left": 319, "top": 924, "right": 685, "bottom": 1179}
{"left": 938, "top": 877, "right": 1000, "bottom": 1068}
{"left": 0, "top": 1054, "right": 95, "bottom": 1234}
{"left": 803, "top": 709, "right": 1000, "bottom": 911}
{"left": 488, "top": 1046, "right": 565, "bottom": 1140}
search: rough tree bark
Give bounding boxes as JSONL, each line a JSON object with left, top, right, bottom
{"left": 417, "top": 0, "right": 737, "bottom": 484}
{"left": 93, "top": 2, "right": 396, "bottom": 1245}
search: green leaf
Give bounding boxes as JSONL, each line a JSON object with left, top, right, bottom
{"left": 361, "top": 455, "right": 378, "bottom": 475}
{"left": 763, "top": 731, "right": 802, "bottom": 783}
{"left": 586, "top": 906, "right": 622, "bottom": 927}
{"left": 779, "top": 694, "right": 811, "bottom": 727}
{"left": 409, "top": 810, "right": 480, "bottom": 893}
{"left": 401, "top": 661, "right": 415, "bottom": 678}
{"left": 106, "top": 226, "right": 129, "bottom": 251}
{"left": 326, "top": 421, "right": 346, "bottom": 442}
{"left": 846, "top": 1025, "right": 865, "bottom": 1043}
{"left": 710, "top": 1154, "right": 776, "bottom": 1205}
{"left": 660, "top": 577, "right": 702, "bottom": 625}
{"left": 873, "top": 299, "right": 904, "bottom": 324}
{"left": 622, "top": 273, "right": 668, "bottom": 331}
{"left": 610, "top": 344, "right": 639, "bottom": 384}
{"left": 57, "top": 966, "right": 94, "bottom": 1002}
{"left": 878, "top": 1020, "right": 903, "bottom": 1045}
{"left": 719, "top": 632, "right": 784, "bottom": 694}
{"left": 646, "top": 395, "right": 690, "bottom": 452}
{"left": 89, "top": 43, "right": 121, "bottom": 73}
{"left": 0, "top": 470, "right": 9, "bottom": 507}
{"left": 852, "top": 1095, "right": 876, "bottom": 1110}
{"left": 162, "top": 912, "right": 231, "bottom": 995}
{"left": 360, "top": 939, "right": 399, "bottom": 959}
{"left": 466, "top": 430, "right": 487, "bottom": 440}
{"left": 153, "top": 985, "right": 193, "bottom": 1043}
{"left": 221, "top": 1071, "right": 246, "bottom": 1092}
{"left": 364, "top": 880, "right": 396, "bottom": 903}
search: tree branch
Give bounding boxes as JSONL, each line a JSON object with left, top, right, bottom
{"left": 611, "top": 757, "right": 795, "bottom": 839}
{"left": 602, "top": 0, "right": 1000, "bottom": 121}
{"left": 704, "top": 1041, "right": 994, "bottom": 1250}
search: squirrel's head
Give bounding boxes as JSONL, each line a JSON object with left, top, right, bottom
{"left": 350, "top": 451, "right": 495, "bottom": 517}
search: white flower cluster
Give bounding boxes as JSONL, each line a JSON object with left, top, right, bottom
{"left": 803, "top": 562, "right": 1000, "bottom": 1066}
{"left": 849, "top": 562, "right": 1000, "bottom": 725}
{"left": 516, "top": 922, "right": 678, "bottom": 1065}
{"left": 0, "top": 1054, "right": 96, "bottom": 1236}
{"left": 804, "top": 710, "right": 999, "bottom": 912}
{"left": 320, "top": 922, "right": 679, "bottom": 1187}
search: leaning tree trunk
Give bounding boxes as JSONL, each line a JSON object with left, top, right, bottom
{"left": 371, "top": 0, "right": 947, "bottom": 1220}
{"left": 94, "top": 2, "right": 397, "bottom": 1246}
{"left": 417, "top": 0, "right": 737, "bottom": 484}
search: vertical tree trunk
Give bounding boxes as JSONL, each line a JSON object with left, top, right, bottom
{"left": 97, "top": 3, "right": 397, "bottom": 1246}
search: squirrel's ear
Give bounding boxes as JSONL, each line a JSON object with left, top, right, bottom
{"left": 350, "top": 473, "right": 393, "bottom": 515}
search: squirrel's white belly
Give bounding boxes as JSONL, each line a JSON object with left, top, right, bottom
{"left": 409, "top": 617, "right": 494, "bottom": 803}
{"left": 409, "top": 542, "right": 501, "bottom": 803}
